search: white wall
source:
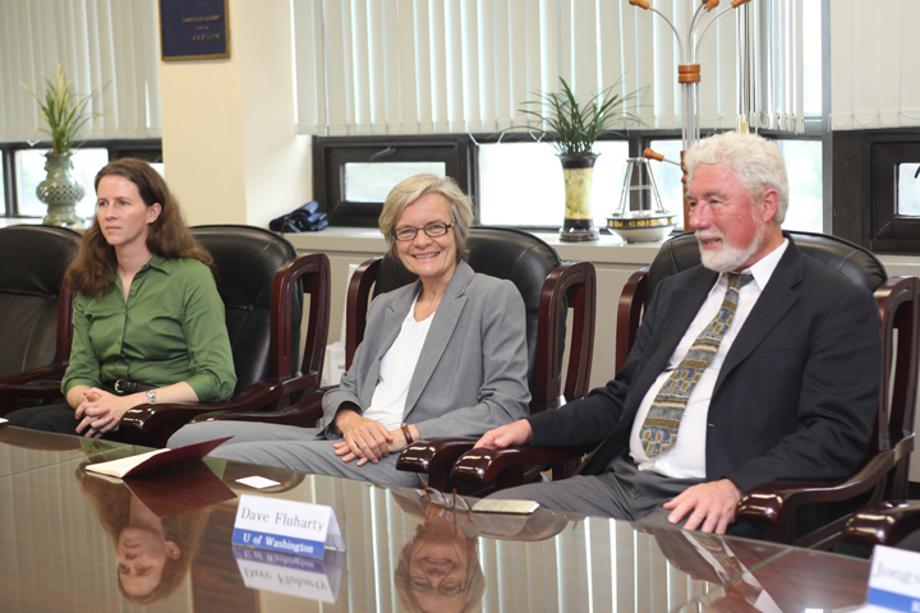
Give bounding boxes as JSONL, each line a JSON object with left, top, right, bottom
{"left": 160, "top": 0, "right": 312, "bottom": 227}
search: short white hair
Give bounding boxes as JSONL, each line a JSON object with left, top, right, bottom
{"left": 685, "top": 132, "right": 789, "bottom": 223}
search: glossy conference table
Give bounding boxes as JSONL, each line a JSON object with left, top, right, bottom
{"left": 0, "top": 426, "right": 871, "bottom": 612}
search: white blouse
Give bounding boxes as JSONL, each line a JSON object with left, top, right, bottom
{"left": 361, "top": 296, "right": 434, "bottom": 429}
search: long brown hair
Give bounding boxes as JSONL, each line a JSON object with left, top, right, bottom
{"left": 65, "top": 158, "right": 213, "bottom": 296}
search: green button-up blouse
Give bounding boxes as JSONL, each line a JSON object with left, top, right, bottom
{"left": 61, "top": 255, "right": 237, "bottom": 402}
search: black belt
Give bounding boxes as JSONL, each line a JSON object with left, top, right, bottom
{"left": 107, "top": 379, "right": 155, "bottom": 395}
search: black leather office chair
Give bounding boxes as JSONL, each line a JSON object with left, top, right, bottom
{"left": 212, "top": 226, "right": 597, "bottom": 490}
{"left": 0, "top": 225, "right": 81, "bottom": 385}
{"left": 118, "top": 225, "right": 331, "bottom": 445}
{"left": 0, "top": 225, "right": 82, "bottom": 415}
{"left": 450, "top": 231, "right": 918, "bottom": 545}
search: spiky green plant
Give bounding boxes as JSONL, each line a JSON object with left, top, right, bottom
{"left": 521, "top": 77, "right": 642, "bottom": 156}
{"left": 21, "top": 66, "right": 101, "bottom": 155}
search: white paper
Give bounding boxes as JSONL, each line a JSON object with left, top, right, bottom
{"left": 236, "top": 475, "right": 283, "bottom": 489}
{"left": 85, "top": 448, "right": 168, "bottom": 478}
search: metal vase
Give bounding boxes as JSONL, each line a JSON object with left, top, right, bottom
{"left": 36, "top": 152, "right": 85, "bottom": 228}
{"left": 558, "top": 153, "right": 599, "bottom": 242}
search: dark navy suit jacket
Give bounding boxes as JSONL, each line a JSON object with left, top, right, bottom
{"left": 528, "top": 238, "right": 882, "bottom": 492}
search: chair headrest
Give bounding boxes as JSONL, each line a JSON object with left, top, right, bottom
{"left": 191, "top": 225, "right": 296, "bottom": 308}
{"left": 191, "top": 225, "right": 298, "bottom": 391}
{"left": 0, "top": 225, "right": 81, "bottom": 296}
{"left": 645, "top": 231, "right": 887, "bottom": 307}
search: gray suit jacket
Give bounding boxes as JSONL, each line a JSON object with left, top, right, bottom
{"left": 322, "top": 260, "right": 531, "bottom": 438}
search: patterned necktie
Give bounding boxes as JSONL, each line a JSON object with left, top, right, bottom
{"left": 640, "top": 272, "right": 754, "bottom": 458}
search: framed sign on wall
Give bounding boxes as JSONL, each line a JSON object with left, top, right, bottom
{"left": 160, "top": 0, "right": 230, "bottom": 61}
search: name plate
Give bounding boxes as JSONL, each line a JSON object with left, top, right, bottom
{"left": 233, "top": 546, "right": 344, "bottom": 603}
{"left": 865, "top": 545, "right": 920, "bottom": 612}
{"left": 232, "top": 494, "right": 345, "bottom": 559}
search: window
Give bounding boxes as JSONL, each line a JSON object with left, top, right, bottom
{"left": 775, "top": 139, "right": 823, "bottom": 232}
{"left": 478, "top": 140, "right": 628, "bottom": 229}
{"left": 897, "top": 163, "right": 920, "bottom": 216}
{"left": 647, "top": 139, "right": 686, "bottom": 225}
{"left": 0, "top": 151, "right": 6, "bottom": 215}
{"left": 14, "top": 148, "right": 109, "bottom": 220}
{"left": 344, "top": 162, "right": 446, "bottom": 203}
{"left": 312, "top": 136, "right": 472, "bottom": 227}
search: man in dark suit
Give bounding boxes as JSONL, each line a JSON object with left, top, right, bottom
{"left": 476, "top": 131, "right": 881, "bottom": 534}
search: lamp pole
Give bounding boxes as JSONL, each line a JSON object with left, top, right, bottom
{"left": 628, "top": 0, "right": 752, "bottom": 227}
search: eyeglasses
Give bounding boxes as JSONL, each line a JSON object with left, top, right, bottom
{"left": 421, "top": 485, "right": 471, "bottom": 512}
{"left": 392, "top": 221, "right": 453, "bottom": 242}
{"left": 409, "top": 575, "right": 467, "bottom": 597}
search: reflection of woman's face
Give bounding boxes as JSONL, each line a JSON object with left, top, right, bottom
{"left": 408, "top": 518, "right": 471, "bottom": 613}
{"left": 117, "top": 526, "right": 179, "bottom": 598}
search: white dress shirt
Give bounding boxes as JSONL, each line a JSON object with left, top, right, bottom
{"left": 628, "top": 239, "right": 789, "bottom": 478}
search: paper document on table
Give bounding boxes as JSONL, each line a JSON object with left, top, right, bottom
{"left": 85, "top": 436, "right": 232, "bottom": 479}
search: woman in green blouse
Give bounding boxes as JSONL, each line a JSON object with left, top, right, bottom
{"left": 7, "top": 158, "right": 236, "bottom": 439}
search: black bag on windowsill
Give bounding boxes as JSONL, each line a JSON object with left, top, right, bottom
{"left": 269, "top": 200, "right": 329, "bottom": 233}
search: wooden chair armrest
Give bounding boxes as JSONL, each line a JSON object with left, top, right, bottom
{"left": 737, "top": 451, "right": 898, "bottom": 527}
{"left": 0, "top": 363, "right": 68, "bottom": 385}
{"left": 450, "top": 446, "right": 583, "bottom": 486}
{"left": 397, "top": 438, "right": 479, "bottom": 491}
{"left": 843, "top": 501, "right": 920, "bottom": 546}
{"left": 736, "top": 451, "right": 899, "bottom": 547}
{"left": 119, "top": 382, "right": 280, "bottom": 445}
{"left": 191, "top": 389, "right": 325, "bottom": 427}
{"left": 0, "top": 380, "right": 65, "bottom": 414}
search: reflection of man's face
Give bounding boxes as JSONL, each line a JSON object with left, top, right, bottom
{"left": 116, "top": 526, "right": 178, "bottom": 598}
{"left": 408, "top": 516, "right": 472, "bottom": 613}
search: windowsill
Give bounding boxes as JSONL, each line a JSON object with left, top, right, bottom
{"left": 0, "top": 217, "right": 44, "bottom": 229}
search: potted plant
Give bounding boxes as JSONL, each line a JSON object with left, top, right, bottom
{"left": 22, "top": 66, "right": 100, "bottom": 227}
{"left": 521, "top": 77, "right": 641, "bottom": 241}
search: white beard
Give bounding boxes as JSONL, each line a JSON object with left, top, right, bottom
{"left": 697, "top": 221, "right": 765, "bottom": 273}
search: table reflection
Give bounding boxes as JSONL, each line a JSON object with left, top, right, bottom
{"left": 393, "top": 490, "right": 485, "bottom": 613}
{"left": 0, "top": 431, "right": 872, "bottom": 613}
{"left": 76, "top": 460, "right": 234, "bottom": 605}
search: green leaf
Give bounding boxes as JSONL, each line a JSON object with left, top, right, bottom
{"left": 19, "top": 65, "right": 107, "bottom": 154}
{"left": 518, "top": 76, "right": 644, "bottom": 155}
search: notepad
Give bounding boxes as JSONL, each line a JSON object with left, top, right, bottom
{"left": 85, "top": 436, "right": 232, "bottom": 479}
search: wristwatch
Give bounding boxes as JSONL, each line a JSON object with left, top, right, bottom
{"left": 145, "top": 389, "right": 157, "bottom": 404}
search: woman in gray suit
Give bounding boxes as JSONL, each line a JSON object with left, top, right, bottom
{"left": 168, "top": 174, "right": 531, "bottom": 486}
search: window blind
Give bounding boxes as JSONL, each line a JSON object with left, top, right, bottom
{"left": 293, "top": 0, "right": 808, "bottom": 136}
{"left": 830, "top": 0, "right": 920, "bottom": 129}
{"left": 0, "top": 0, "right": 161, "bottom": 143}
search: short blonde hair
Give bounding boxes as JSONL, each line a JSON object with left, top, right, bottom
{"left": 378, "top": 174, "right": 474, "bottom": 261}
